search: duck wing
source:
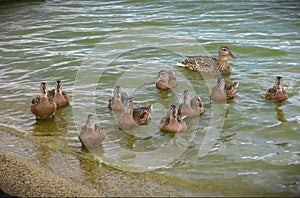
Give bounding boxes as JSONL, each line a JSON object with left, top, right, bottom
{"left": 133, "top": 106, "right": 152, "bottom": 125}
{"left": 159, "top": 115, "right": 170, "bottom": 129}
{"left": 190, "top": 96, "right": 203, "bottom": 109}
{"left": 121, "top": 92, "right": 130, "bottom": 105}
{"left": 225, "top": 82, "right": 239, "bottom": 99}
{"left": 182, "top": 56, "right": 218, "bottom": 72}
{"left": 47, "top": 89, "right": 55, "bottom": 100}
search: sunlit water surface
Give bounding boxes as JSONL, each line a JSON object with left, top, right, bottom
{"left": 0, "top": 1, "right": 300, "bottom": 196}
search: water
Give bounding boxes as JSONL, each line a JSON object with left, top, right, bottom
{"left": 1, "top": 0, "right": 300, "bottom": 196}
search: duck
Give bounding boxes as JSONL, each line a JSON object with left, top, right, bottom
{"left": 265, "top": 76, "right": 288, "bottom": 102}
{"left": 210, "top": 76, "right": 239, "bottom": 101}
{"left": 133, "top": 103, "right": 153, "bottom": 125}
{"left": 118, "top": 99, "right": 138, "bottom": 129}
{"left": 177, "top": 46, "right": 237, "bottom": 73}
{"left": 118, "top": 98, "right": 152, "bottom": 129}
{"left": 178, "top": 89, "right": 204, "bottom": 117}
{"left": 108, "top": 86, "right": 130, "bottom": 110}
{"left": 48, "top": 80, "right": 70, "bottom": 107}
{"left": 30, "top": 82, "right": 57, "bottom": 120}
{"left": 155, "top": 69, "right": 177, "bottom": 90}
{"left": 78, "top": 114, "right": 105, "bottom": 149}
{"left": 159, "top": 105, "right": 187, "bottom": 133}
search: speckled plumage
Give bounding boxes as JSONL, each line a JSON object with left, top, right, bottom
{"left": 48, "top": 80, "right": 69, "bottom": 107}
{"left": 210, "top": 77, "right": 239, "bottom": 101}
{"left": 178, "top": 90, "right": 204, "bottom": 117}
{"left": 265, "top": 76, "right": 288, "bottom": 102}
{"left": 159, "top": 105, "right": 187, "bottom": 133}
{"left": 108, "top": 86, "right": 130, "bottom": 111}
{"left": 178, "top": 46, "right": 237, "bottom": 73}
{"left": 155, "top": 69, "right": 177, "bottom": 90}
{"left": 78, "top": 114, "right": 105, "bottom": 149}
{"left": 30, "top": 82, "right": 57, "bottom": 120}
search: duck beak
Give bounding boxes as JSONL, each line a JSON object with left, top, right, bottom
{"left": 276, "top": 76, "right": 282, "bottom": 89}
{"left": 170, "top": 105, "right": 177, "bottom": 118}
{"left": 43, "top": 85, "right": 47, "bottom": 94}
{"left": 229, "top": 50, "right": 237, "bottom": 59}
{"left": 56, "top": 83, "right": 61, "bottom": 93}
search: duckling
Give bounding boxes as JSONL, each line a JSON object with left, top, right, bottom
{"left": 177, "top": 46, "right": 237, "bottom": 73}
{"left": 118, "top": 99, "right": 138, "bottom": 129}
{"left": 159, "top": 105, "right": 187, "bottom": 133}
{"left": 210, "top": 76, "right": 239, "bottom": 101}
{"left": 265, "top": 76, "right": 288, "bottom": 102}
{"left": 155, "top": 69, "right": 177, "bottom": 90}
{"left": 48, "top": 80, "right": 70, "bottom": 107}
{"left": 78, "top": 114, "right": 105, "bottom": 149}
{"left": 108, "top": 86, "right": 130, "bottom": 111}
{"left": 133, "top": 104, "right": 153, "bottom": 125}
{"left": 30, "top": 82, "right": 57, "bottom": 120}
{"left": 178, "top": 89, "right": 204, "bottom": 117}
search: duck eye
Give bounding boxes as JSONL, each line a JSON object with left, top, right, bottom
{"left": 222, "top": 48, "right": 227, "bottom": 51}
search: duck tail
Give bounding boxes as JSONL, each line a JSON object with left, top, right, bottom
{"left": 175, "top": 61, "right": 187, "bottom": 67}
{"left": 233, "top": 82, "right": 239, "bottom": 89}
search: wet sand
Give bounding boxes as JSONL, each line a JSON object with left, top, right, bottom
{"left": 0, "top": 150, "right": 100, "bottom": 197}
{"left": 0, "top": 128, "right": 199, "bottom": 197}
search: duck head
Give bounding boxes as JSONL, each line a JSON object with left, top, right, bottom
{"left": 40, "top": 82, "right": 48, "bottom": 96}
{"left": 275, "top": 76, "right": 284, "bottom": 91}
{"left": 183, "top": 89, "right": 191, "bottom": 104}
{"left": 219, "top": 46, "right": 237, "bottom": 59}
{"left": 113, "top": 86, "right": 121, "bottom": 98}
{"left": 216, "top": 76, "right": 226, "bottom": 91}
{"left": 85, "top": 114, "right": 95, "bottom": 129}
{"left": 125, "top": 98, "right": 134, "bottom": 112}
{"left": 55, "top": 80, "right": 63, "bottom": 93}
{"left": 170, "top": 105, "right": 177, "bottom": 119}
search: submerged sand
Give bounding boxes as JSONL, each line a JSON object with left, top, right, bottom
{"left": 0, "top": 128, "right": 200, "bottom": 197}
{"left": 0, "top": 150, "right": 99, "bottom": 197}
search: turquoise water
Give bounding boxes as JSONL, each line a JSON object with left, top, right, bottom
{"left": 0, "top": 0, "right": 300, "bottom": 196}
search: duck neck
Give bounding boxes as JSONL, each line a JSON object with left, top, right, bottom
{"left": 217, "top": 56, "right": 229, "bottom": 71}
{"left": 86, "top": 121, "right": 94, "bottom": 130}
{"left": 40, "top": 93, "right": 48, "bottom": 99}
{"left": 169, "top": 117, "right": 180, "bottom": 126}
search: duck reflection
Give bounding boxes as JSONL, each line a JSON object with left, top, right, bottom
{"left": 31, "top": 106, "right": 69, "bottom": 136}
{"left": 77, "top": 146, "right": 104, "bottom": 182}
{"left": 275, "top": 103, "right": 287, "bottom": 123}
{"left": 36, "top": 144, "right": 52, "bottom": 168}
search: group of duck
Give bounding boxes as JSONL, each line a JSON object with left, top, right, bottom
{"left": 30, "top": 46, "right": 288, "bottom": 149}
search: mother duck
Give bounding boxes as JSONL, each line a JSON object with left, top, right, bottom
{"left": 177, "top": 46, "right": 237, "bottom": 73}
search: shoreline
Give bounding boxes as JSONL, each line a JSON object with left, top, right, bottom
{"left": 0, "top": 150, "right": 100, "bottom": 197}
{"left": 0, "top": 128, "right": 198, "bottom": 197}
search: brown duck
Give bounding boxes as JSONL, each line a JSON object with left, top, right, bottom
{"left": 30, "top": 82, "right": 57, "bottom": 120}
{"left": 210, "top": 76, "right": 239, "bottom": 101}
{"left": 108, "top": 86, "right": 130, "bottom": 111}
{"left": 118, "top": 99, "right": 152, "bottom": 129}
{"left": 178, "top": 89, "right": 204, "bottom": 117}
{"left": 118, "top": 99, "right": 138, "bottom": 129}
{"left": 159, "top": 105, "right": 187, "bottom": 133}
{"left": 265, "top": 76, "right": 288, "bottom": 102}
{"left": 177, "top": 46, "right": 237, "bottom": 72}
{"left": 155, "top": 69, "right": 177, "bottom": 90}
{"left": 48, "top": 80, "right": 70, "bottom": 107}
{"left": 78, "top": 114, "right": 105, "bottom": 149}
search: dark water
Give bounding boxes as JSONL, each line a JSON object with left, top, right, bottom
{"left": 0, "top": 0, "right": 299, "bottom": 196}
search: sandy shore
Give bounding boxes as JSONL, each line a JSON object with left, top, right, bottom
{"left": 0, "top": 128, "right": 201, "bottom": 197}
{"left": 0, "top": 150, "right": 100, "bottom": 197}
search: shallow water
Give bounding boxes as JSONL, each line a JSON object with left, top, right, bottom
{"left": 0, "top": 0, "right": 300, "bottom": 196}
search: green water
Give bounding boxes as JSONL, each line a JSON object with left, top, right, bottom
{"left": 0, "top": 0, "right": 300, "bottom": 196}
